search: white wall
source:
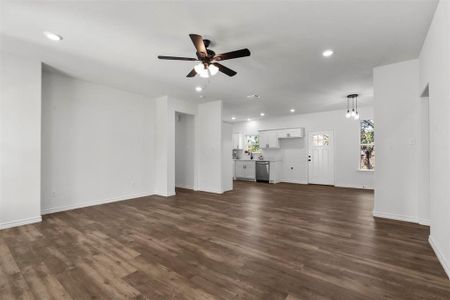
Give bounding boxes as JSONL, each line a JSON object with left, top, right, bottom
{"left": 196, "top": 101, "right": 224, "bottom": 193}
{"left": 418, "top": 0, "right": 450, "bottom": 278}
{"left": 233, "top": 107, "right": 374, "bottom": 189}
{"left": 417, "top": 95, "right": 430, "bottom": 225}
{"left": 373, "top": 60, "right": 421, "bottom": 223}
{"left": 0, "top": 51, "right": 42, "bottom": 229}
{"left": 175, "top": 113, "right": 195, "bottom": 189}
{"left": 222, "top": 122, "right": 233, "bottom": 192}
{"left": 41, "top": 71, "right": 155, "bottom": 214}
{"left": 373, "top": 1, "right": 450, "bottom": 278}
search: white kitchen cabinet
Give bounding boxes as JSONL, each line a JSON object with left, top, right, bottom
{"left": 259, "top": 131, "right": 279, "bottom": 149}
{"left": 278, "top": 128, "right": 304, "bottom": 139}
{"left": 232, "top": 133, "right": 244, "bottom": 150}
{"left": 269, "top": 161, "right": 282, "bottom": 183}
{"left": 234, "top": 160, "right": 255, "bottom": 180}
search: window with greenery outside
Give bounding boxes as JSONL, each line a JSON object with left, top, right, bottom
{"left": 360, "top": 120, "right": 375, "bottom": 170}
{"left": 246, "top": 135, "right": 261, "bottom": 153}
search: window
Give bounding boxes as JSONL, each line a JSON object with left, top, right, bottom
{"left": 312, "top": 134, "right": 329, "bottom": 146}
{"left": 245, "top": 135, "right": 260, "bottom": 153}
{"left": 360, "top": 120, "right": 375, "bottom": 170}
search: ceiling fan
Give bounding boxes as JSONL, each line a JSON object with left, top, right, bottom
{"left": 158, "top": 34, "right": 251, "bottom": 78}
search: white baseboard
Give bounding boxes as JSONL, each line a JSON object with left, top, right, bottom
{"left": 429, "top": 235, "right": 450, "bottom": 279}
{"left": 418, "top": 218, "right": 431, "bottom": 226}
{"left": 372, "top": 210, "right": 418, "bottom": 223}
{"left": 280, "top": 179, "right": 308, "bottom": 185}
{"left": 196, "top": 187, "right": 224, "bottom": 194}
{"left": 41, "top": 192, "right": 153, "bottom": 215}
{"left": 336, "top": 183, "right": 374, "bottom": 190}
{"left": 175, "top": 184, "right": 194, "bottom": 190}
{"left": 0, "top": 216, "right": 42, "bottom": 230}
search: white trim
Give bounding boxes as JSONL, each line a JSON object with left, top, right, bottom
{"left": 418, "top": 218, "right": 431, "bottom": 226}
{"left": 0, "top": 216, "right": 42, "bottom": 230}
{"left": 280, "top": 179, "right": 308, "bottom": 185}
{"left": 196, "top": 188, "right": 224, "bottom": 194}
{"left": 336, "top": 183, "right": 374, "bottom": 190}
{"left": 175, "top": 184, "right": 194, "bottom": 190}
{"left": 429, "top": 235, "right": 450, "bottom": 279}
{"left": 357, "top": 169, "right": 374, "bottom": 172}
{"left": 41, "top": 192, "right": 153, "bottom": 215}
{"left": 372, "top": 210, "right": 418, "bottom": 223}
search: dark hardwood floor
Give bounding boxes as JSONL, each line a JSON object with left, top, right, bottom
{"left": 1, "top": 181, "right": 449, "bottom": 299}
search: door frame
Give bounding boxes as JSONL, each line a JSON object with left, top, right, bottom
{"left": 307, "top": 129, "right": 335, "bottom": 186}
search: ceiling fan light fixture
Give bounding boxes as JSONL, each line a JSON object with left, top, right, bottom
{"left": 208, "top": 64, "right": 219, "bottom": 76}
{"left": 194, "top": 63, "right": 209, "bottom": 78}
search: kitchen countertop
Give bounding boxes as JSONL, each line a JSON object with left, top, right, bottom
{"left": 233, "top": 159, "right": 281, "bottom": 162}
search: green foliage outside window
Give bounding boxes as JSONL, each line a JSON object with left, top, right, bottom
{"left": 246, "top": 135, "right": 261, "bottom": 153}
{"left": 360, "top": 120, "right": 375, "bottom": 170}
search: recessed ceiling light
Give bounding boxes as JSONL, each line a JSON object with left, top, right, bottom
{"left": 43, "top": 31, "right": 63, "bottom": 41}
{"left": 247, "top": 118, "right": 251, "bottom": 121}
{"left": 260, "top": 113, "right": 265, "bottom": 117}
{"left": 195, "top": 86, "right": 202, "bottom": 92}
{"left": 290, "top": 108, "right": 295, "bottom": 113}
{"left": 231, "top": 116, "right": 236, "bottom": 120}
{"left": 322, "top": 49, "right": 334, "bottom": 57}
{"left": 247, "top": 94, "right": 261, "bottom": 99}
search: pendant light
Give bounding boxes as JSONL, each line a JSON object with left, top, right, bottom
{"left": 345, "top": 94, "right": 359, "bottom": 120}
{"left": 354, "top": 95, "right": 360, "bottom": 120}
{"left": 345, "top": 96, "right": 351, "bottom": 118}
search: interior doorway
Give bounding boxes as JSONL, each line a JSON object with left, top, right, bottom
{"left": 175, "top": 112, "right": 195, "bottom": 190}
{"left": 308, "top": 130, "right": 335, "bottom": 185}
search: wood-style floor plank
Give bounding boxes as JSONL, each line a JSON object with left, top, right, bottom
{"left": 1, "top": 181, "right": 449, "bottom": 299}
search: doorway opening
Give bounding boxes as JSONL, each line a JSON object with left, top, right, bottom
{"left": 175, "top": 112, "right": 195, "bottom": 190}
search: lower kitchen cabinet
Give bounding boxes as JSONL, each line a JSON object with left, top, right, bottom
{"left": 234, "top": 160, "right": 255, "bottom": 180}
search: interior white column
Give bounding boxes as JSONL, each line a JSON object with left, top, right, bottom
{"left": 0, "top": 51, "right": 42, "bottom": 229}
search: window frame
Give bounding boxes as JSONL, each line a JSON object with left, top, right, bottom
{"left": 359, "top": 119, "right": 375, "bottom": 171}
{"left": 245, "top": 134, "right": 261, "bottom": 154}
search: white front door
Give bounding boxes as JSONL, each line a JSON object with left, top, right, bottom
{"left": 308, "top": 131, "right": 334, "bottom": 185}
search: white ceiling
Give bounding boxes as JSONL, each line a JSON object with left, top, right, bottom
{"left": 0, "top": 0, "right": 437, "bottom": 121}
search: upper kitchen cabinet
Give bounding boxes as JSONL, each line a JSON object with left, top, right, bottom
{"left": 278, "top": 128, "right": 305, "bottom": 139}
{"left": 260, "top": 131, "right": 280, "bottom": 149}
{"left": 232, "top": 133, "right": 244, "bottom": 150}
{"left": 259, "top": 127, "right": 305, "bottom": 149}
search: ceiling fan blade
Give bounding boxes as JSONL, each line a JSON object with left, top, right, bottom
{"left": 186, "top": 69, "right": 197, "bottom": 77}
{"left": 158, "top": 55, "right": 197, "bottom": 61}
{"left": 214, "top": 48, "right": 251, "bottom": 61}
{"left": 213, "top": 63, "right": 237, "bottom": 77}
{"left": 189, "top": 34, "right": 207, "bottom": 58}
